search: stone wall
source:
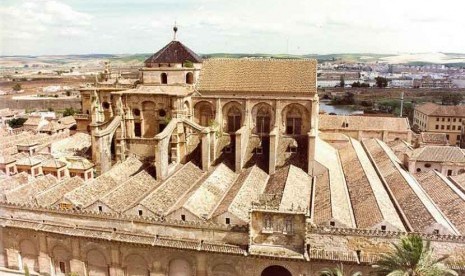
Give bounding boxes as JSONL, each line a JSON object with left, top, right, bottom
{"left": 0, "top": 97, "right": 81, "bottom": 111}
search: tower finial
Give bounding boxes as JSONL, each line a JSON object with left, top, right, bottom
{"left": 173, "top": 22, "right": 178, "bottom": 41}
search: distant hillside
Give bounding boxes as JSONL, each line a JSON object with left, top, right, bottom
{"left": 2, "top": 52, "right": 465, "bottom": 69}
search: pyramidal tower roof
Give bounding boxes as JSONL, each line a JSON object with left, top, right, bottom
{"left": 144, "top": 40, "right": 203, "bottom": 66}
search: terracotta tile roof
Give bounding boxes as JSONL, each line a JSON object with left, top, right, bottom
{"left": 139, "top": 162, "right": 203, "bottom": 215}
{"left": 58, "top": 116, "right": 76, "bottom": 127}
{"left": 415, "top": 102, "right": 465, "bottom": 117}
{"left": 183, "top": 163, "right": 237, "bottom": 219}
{"left": 41, "top": 158, "right": 67, "bottom": 169}
{"left": 23, "top": 116, "right": 42, "bottom": 126}
{"left": 319, "top": 114, "right": 410, "bottom": 132}
{"left": 35, "top": 177, "right": 84, "bottom": 207}
{"left": 410, "top": 146, "right": 465, "bottom": 163}
{"left": 387, "top": 139, "right": 414, "bottom": 161}
{"left": 64, "top": 156, "right": 94, "bottom": 170}
{"left": 315, "top": 138, "right": 355, "bottom": 228}
{"left": 0, "top": 172, "right": 31, "bottom": 196}
{"left": 5, "top": 174, "right": 58, "bottom": 205}
{"left": 416, "top": 171, "right": 465, "bottom": 234}
{"left": 313, "top": 169, "right": 332, "bottom": 225}
{"left": 449, "top": 173, "right": 465, "bottom": 194}
{"left": 363, "top": 139, "right": 455, "bottom": 233}
{"left": 350, "top": 139, "right": 405, "bottom": 231}
{"left": 64, "top": 157, "right": 143, "bottom": 207}
{"left": 339, "top": 141, "right": 385, "bottom": 229}
{"left": 197, "top": 58, "right": 317, "bottom": 93}
{"left": 100, "top": 170, "right": 160, "bottom": 213}
{"left": 144, "top": 40, "right": 202, "bottom": 65}
{"left": 419, "top": 132, "right": 449, "bottom": 145}
{"left": 39, "top": 121, "right": 66, "bottom": 132}
{"left": 212, "top": 165, "right": 268, "bottom": 222}
{"left": 280, "top": 165, "right": 312, "bottom": 212}
{"left": 0, "top": 155, "right": 15, "bottom": 164}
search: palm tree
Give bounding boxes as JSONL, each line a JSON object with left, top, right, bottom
{"left": 373, "top": 234, "right": 457, "bottom": 276}
{"left": 319, "top": 264, "right": 362, "bottom": 276}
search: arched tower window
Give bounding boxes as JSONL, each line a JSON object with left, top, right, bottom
{"left": 256, "top": 107, "right": 271, "bottom": 134}
{"left": 286, "top": 108, "right": 302, "bottom": 135}
{"left": 161, "top": 73, "right": 168, "bottom": 84}
{"left": 227, "top": 106, "right": 241, "bottom": 133}
{"left": 186, "top": 72, "right": 194, "bottom": 84}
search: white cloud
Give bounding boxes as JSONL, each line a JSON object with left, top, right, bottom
{"left": 1, "top": 0, "right": 465, "bottom": 55}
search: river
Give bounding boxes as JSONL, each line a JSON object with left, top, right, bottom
{"left": 319, "top": 101, "right": 364, "bottom": 115}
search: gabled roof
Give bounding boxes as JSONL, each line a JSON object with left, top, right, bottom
{"left": 144, "top": 40, "right": 202, "bottom": 65}
{"left": 411, "top": 146, "right": 465, "bottom": 163}
{"left": 415, "top": 102, "right": 465, "bottom": 117}
{"left": 196, "top": 58, "right": 317, "bottom": 94}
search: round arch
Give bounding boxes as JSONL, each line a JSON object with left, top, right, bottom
{"left": 19, "top": 239, "right": 38, "bottom": 273}
{"left": 252, "top": 102, "right": 274, "bottom": 134}
{"left": 261, "top": 265, "right": 292, "bottom": 276}
{"left": 161, "top": 72, "right": 168, "bottom": 84}
{"left": 86, "top": 249, "right": 109, "bottom": 276}
{"left": 222, "top": 101, "right": 244, "bottom": 133}
{"left": 168, "top": 258, "right": 193, "bottom": 276}
{"left": 186, "top": 72, "right": 194, "bottom": 84}
{"left": 123, "top": 254, "right": 149, "bottom": 276}
{"left": 50, "top": 245, "right": 72, "bottom": 276}
{"left": 194, "top": 101, "right": 215, "bottom": 127}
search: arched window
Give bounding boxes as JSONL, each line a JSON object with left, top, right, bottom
{"left": 199, "top": 104, "right": 213, "bottom": 127}
{"left": 286, "top": 108, "right": 302, "bottom": 135}
{"left": 256, "top": 107, "right": 271, "bottom": 134}
{"left": 227, "top": 106, "right": 241, "bottom": 133}
{"left": 186, "top": 72, "right": 194, "bottom": 84}
{"left": 161, "top": 73, "right": 168, "bottom": 84}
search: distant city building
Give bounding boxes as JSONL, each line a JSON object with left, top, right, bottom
{"left": 414, "top": 102, "right": 465, "bottom": 146}
{"left": 413, "top": 76, "right": 452, "bottom": 88}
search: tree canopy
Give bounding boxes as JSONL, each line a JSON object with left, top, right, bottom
{"left": 373, "top": 234, "right": 457, "bottom": 276}
{"left": 375, "top": 77, "right": 389, "bottom": 88}
{"left": 441, "top": 93, "right": 463, "bottom": 105}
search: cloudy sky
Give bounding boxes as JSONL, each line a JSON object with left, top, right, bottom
{"left": 1, "top": 0, "right": 464, "bottom": 56}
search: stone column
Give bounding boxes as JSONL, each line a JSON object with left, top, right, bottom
{"left": 215, "top": 99, "right": 222, "bottom": 133}
{"left": 269, "top": 128, "right": 277, "bottom": 175}
{"left": 109, "top": 247, "right": 124, "bottom": 276}
{"left": 196, "top": 254, "right": 207, "bottom": 276}
{"left": 235, "top": 130, "right": 243, "bottom": 172}
{"left": 69, "top": 239, "right": 86, "bottom": 276}
{"left": 201, "top": 129, "right": 211, "bottom": 171}
{"left": 209, "top": 130, "right": 216, "bottom": 163}
{"left": 155, "top": 137, "right": 169, "bottom": 180}
{"left": 5, "top": 248, "right": 20, "bottom": 270}
{"left": 38, "top": 234, "right": 52, "bottom": 276}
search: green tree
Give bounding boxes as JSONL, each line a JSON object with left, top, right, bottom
{"left": 441, "top": 93, "right": 463, "bottom": 105}
{"left": 375, "top": 77, "right": 389, "bottom": 88}
{"left": 7, "top": 117, "right": 27, "bottom": 128}
{"left": 373, "top": 235, "right": 457, "bottom": 276}
{"left": 12, "top": 83, "right": 22, "bottom": 91}
{"left": 319, "top": 264, "right": 361, "bottom": 276}
{"left": 63, "top": 107, "right": 76, "bottom": 117}
{"left": 352, "top": 81, "right": 361, "bottom": 88}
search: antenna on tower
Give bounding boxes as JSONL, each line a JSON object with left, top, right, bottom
{"left": 173, "top": 22, "right": 178, "bottom": 41}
